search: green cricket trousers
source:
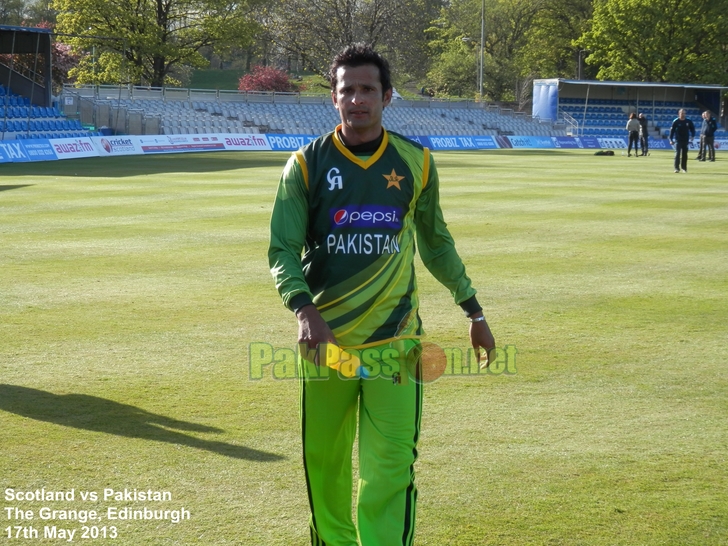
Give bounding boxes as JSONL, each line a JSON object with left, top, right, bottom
{"left": 299, "top": 340, "right": 423, "bottom": 546}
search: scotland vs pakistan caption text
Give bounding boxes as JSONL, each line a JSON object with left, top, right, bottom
{"left": 4, "top": 487, "right": 190, "bottom": 541}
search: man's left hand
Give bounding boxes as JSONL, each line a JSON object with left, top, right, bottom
{"left": 468, "top": 313, "right": 496, "bottom": 369}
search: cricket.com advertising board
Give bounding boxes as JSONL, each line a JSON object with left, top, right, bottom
{"left": 137, "top": 134, "right": 227, "bottom": 154}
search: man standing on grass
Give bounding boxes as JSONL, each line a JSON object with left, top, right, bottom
{"left": 669, "top": 109, "right": 695, "bottom": 173}
{"left": 268, "top": 43, "right": 495, "bottom": 546}
{"left": 695, "top": 111, "right": 707, "bottom": 161}
{"left": 637, "top": 113, "right": 649, "bottom": 156}
{"left": 697, "top": 110, "right": 718, "bottom": 162}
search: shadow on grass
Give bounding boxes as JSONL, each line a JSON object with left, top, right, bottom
{"left": 0, "top": 151, "right": 289, "bottom": 178}
{"left": 0, "top": 384, "right": 284, "bottom": 462}
{"left": 0, "top": 184, "right": 33, "bottom": 192}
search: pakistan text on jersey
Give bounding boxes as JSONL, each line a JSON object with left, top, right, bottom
{"left": 326, "top": 233, "right": 401, "bottom": 255}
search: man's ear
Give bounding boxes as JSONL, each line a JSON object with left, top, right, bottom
{"left": 383, "top": 88, "right": 393, "bottom": 108}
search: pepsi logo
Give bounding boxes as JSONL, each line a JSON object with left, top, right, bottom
{"left": 329, "top": 205, "right": 402, "bottom": 230}
{"left": 333, "top": 210, "right": 348, "bottom": 225}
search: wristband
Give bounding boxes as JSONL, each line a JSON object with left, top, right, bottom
{"left": 469, "top": 315, "right": 486, "bottom": 323}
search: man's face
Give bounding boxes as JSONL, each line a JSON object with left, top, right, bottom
{"left": 332, "top": 64, "right": 392, "bottom": 144}
{"left": 679, "top": 110, "right": 686, "bottom": 120}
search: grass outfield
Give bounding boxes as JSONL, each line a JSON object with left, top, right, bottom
{"left": 1, "top": 150, "right": 727, "bottom": 545}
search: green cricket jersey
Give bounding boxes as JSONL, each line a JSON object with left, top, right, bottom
{"left": 269, "top": 126, "right": 477, "bottom": 348}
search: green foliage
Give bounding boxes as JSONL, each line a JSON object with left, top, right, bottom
{"left": 262, "top": 0, "right": 444, "bottom": 83}
{"left": 426, "top": 0, "right": 546, "bottom": 101}
{"left": 578, "top": 0, "right": 728, "bottom": 84}
{"left": 51, "top": 0, "right": 262, "bottom": 87}
{"left": 0, "top": 0, "right": 25, "bottom": 25}
{"left": 15, "top": 0, "right": 725, "bottom": 98}
{"left": 519, "top": 0, "right": 593, "bottom": 79}
{"left": 427, "top": 42, "right": 478, "bottom": 98}
{"left": 425, "top": 16, "right": 478, "bottom": 97}
{"left": 24, "top": 0, "right": 57, "bottom": 25}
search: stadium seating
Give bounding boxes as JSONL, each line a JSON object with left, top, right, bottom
{"left": 4, "top": 81, "right": 722, "bottom": 142}
{"left": 90, "top": 96, "right": 566, "bottom": 138}
{"left": 559, "top": 98, "right": 724, "bottom": 138}
{"left": 0, "top": 86, "right": 96, "bottom": 141}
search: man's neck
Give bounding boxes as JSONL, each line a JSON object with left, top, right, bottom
{"left": 338, "top": 127, "right": 384, "bottom": 154}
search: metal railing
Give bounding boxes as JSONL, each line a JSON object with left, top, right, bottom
{"left": 560, "top": 110, "right": 579, "bottom": 136}
{"left": 61, "top": 83, "right": 518, "bottom": 110}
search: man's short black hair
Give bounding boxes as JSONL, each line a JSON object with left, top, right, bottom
{"left": 329, "top": 43, "right": 392, "bottom": 97}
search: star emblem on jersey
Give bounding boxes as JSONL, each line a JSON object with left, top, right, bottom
{"left": 383, "top": 169, "right": 404, "bottom": 190}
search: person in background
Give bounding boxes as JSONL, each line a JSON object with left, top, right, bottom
{"left": 696, "top": 111, "right": 707, "bottom": 161}
{"left": 698, "top": 110, "right": 718, "bottom": 162}
{"left": 669, "top": 109, "right": 695, "bottom": 173}
{"left": 638, "top": 113, "right": 649, "bottom": 156}
{"left": 626, "top": 113, "right": 641, "bottom": 157}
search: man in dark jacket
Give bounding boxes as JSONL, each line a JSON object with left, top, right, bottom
{"left": 696, "top": 112, "right": 706, "bottom": 160}
{"left": 669, "top": 109, "right": 695, "bottom": 173}
{"left": 637, "top": 113, "right": 649, "bottom": 156}
{"left": 698, "top": 110, "right": 718, "bottom": 162}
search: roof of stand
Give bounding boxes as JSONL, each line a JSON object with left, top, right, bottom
{"left": 535, "top": 78, "right": 728, "bottom": 92}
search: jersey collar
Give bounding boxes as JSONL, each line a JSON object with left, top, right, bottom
{"left": 333, "top": 124, "right": 389, "bottom": 170}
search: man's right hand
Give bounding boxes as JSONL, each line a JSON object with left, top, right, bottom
{"left": 296, "top": 305, "right": 337, "bottom": 349}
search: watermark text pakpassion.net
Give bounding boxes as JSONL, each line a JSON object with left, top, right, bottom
{"left": 249, "top": 342, "right": 517, "bottom": 382}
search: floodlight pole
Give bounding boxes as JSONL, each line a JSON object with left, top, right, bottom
{"left": 478, "top": 0, "right": 484, "bottom": 102}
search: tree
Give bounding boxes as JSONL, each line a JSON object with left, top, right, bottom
{"left": 426, "top": 34, "right": 477, "bottom": 97}
{"left": 578, "top": 0, "right": 728, "bottom": 84}
{"left": 0, "top": 0, "right": 25, "bottom": 25}
{"left": 262, "top": 0, "right": 443, "bottom": 84}
{"left": 426, "top": 0, "right": 546, "bottom": 101}
{"left": 519, "top": 0, "right": 593, "bottom": 80}
{"left": 51, "top": 0, "right": 263, "bottom": 87}
{"left": 24, "top": 0, "right": 57, "bottom": 25}
{"left": 50, "top": 40, "right": 79, "bottom": 88}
